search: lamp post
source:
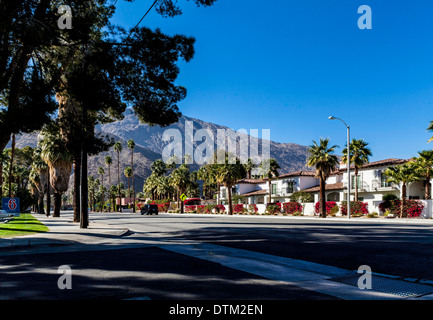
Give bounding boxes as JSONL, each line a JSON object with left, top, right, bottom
{"left": 329, "top": 116, "right": 351, "bottom": 219}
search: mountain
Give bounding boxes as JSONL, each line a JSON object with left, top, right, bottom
{"left": 11, "top": 111, "right": 311, "bottom": 192}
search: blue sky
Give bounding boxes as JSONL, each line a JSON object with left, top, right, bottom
{"left": 110, "top": 0, "right": 433, "bottom": 161}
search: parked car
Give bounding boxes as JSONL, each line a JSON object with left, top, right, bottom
{"left": 140, "top": 204, "right": 159, "bottom": 215}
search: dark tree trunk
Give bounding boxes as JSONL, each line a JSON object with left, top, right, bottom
{"left": 53, "top": 193, "right": 61, "bottom": 217}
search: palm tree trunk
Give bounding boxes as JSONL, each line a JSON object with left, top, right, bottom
{"left": 8, "top": 133, "right": 15, "bottom": 198}
{"left": 227, "top": 185, "right": 233, "bottom": 215}
{"left": 73, "top": 158, "right": 80, "bottom": 222}
{"left": 401, "top": 183, "right": 407, "bottom": 218}
{"left": 132, "top": 152, "right": 136, "bottom": 213}
{"left": 354, "top": 168, "right": 359, "bottom": 202}
{"left": 46, "top": 169, "right": 51, "bottom": 216}
{"left": 425, "top": 175, "right": 431, "bottom": 200}
{"left": 320, "top": 177, "right": 326, "bottom": 218}
{"left": 117, "top": 151, "right": 121, "bottom": 212}
{"left": 53, "top": 192, "right": 61, "bottom": 217}
{"left": 268, "top": 179, "right": 272, "bottom": 204}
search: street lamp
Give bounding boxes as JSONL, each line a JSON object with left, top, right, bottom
{"left": 329, "top": 116, "right": 351, "bottom": 219}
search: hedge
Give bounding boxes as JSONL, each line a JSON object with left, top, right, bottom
{"left": 340, "top": 201, "right": 369, "bottom": 216}
{"left": 379, "top": 200, "right": 424, "bottom": 218}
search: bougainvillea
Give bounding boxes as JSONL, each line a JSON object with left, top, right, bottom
{"left": 340, "top": 201, "right": 369, "bottom": 216}
{"left": 379, "top": 200, "right": 424, "bottom": 218}
{"left": 314, "top": 201, "right": 338, "bottom": 215}
{"left": 216, "top": 204, "right": 226, "bottom": 213}
{"left": 233, "top": 204, "right": 245, "bottom": 213}
{"left": 185, "top": 205, "right": 196, "bottom": 212}
{"left": 283, "top": 202, "right": 303, "bottom": 214}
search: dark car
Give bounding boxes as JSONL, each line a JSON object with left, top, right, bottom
{"left": 141, "top": 204, "right": 159, "bottom": 215}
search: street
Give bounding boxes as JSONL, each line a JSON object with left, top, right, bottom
{"left": 2, "top": 212, "right": 433, "bottom": 302}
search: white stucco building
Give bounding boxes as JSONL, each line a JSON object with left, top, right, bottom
{"left": 217, "top": 158, "right": 433, "bottom": 217}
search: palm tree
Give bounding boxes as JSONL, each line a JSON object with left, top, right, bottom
{"left": 342, "top": 139, "right": 372, "bottom": 201}
{"left": 427, "top": 121, "right": 433, "bottom": 143}
{"left": 124, "top": 166, "right": 132, "bottom": 206}
{"left": 385, "top": 162, "right": 421, "bottom": 218}
{"left": 8, "top": 133, "right": 15, "bottom": 198}
{"left": 113, "top": 141, "right": 123, "bottom": 211}
{"left": 413, "top": 150, "right": 433, "bottom": 200}
{"left": 38, "top": 130, "right": 73, "bottom": 217}
{"left": 152, "top": 159, "right": 167, "bottom": 177}
{"left": 259, "top": 158, "right": 280, "bottom": 205}
{"left": 105, "top": 155, "right": 112, "bottom": 211}
{"left": 127, "top": 139, "right": 136, "bottom": 212}
{"left": 105, "top": 155, "right": 112, "bottom": 186}
{"left": 243, "top": 158, "right": 256, "bottom": 179}
{"left": 307, "top": 138, "right": 339, "bottom": 218}
{"left": 98, "top": 167, "right": 105, "bottom": 212}
{"left": 169, "top": 164, "right": 191, "bottom": 213}
{"left": 215, "top": 152, "right": 246, "bottom": 215}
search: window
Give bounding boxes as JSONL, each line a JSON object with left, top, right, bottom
{"left": 271, "top": 184, "right": 277, "bottom": 195}
{"left": 351, "top": 175, "right": 362, "bottom": 189}
{"left": 222, "top": 189, "right": 227, "bottom": 198}
{"left": 381, "top": 172, "right": 392, "bottom": 188}
{"left": 286, "top": 181, "right": 295, "bottom": 194}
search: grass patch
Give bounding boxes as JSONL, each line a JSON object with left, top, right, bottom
{"left": 0, "top": 213, "right": 49, "bottom": 238}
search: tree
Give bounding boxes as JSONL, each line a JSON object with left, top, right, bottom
{"left": 243, "top": 158, "right": 256, "bottom": 179}
{"left": 1, "top": 0, "right": 219, "bottom": 225}
{"left": 259, "top": 158, "right": 280, "bottom": 205}
{"left": 127, "top": 139, "right": 136, "bottom": 212}
{"left": 38, "top": 127, "right": 73, "bottom": 217}
{"left": 307, "top": 138, "right": 339, "bottom": 218}
{"left": 105, "top": 155, "right": 113, "bottom": 185}
{"left": 215, "top": 152, "right": 246, "bottom": 215}
{"left": 169, "top": 164, "right": 191, "bottom": 213}
{"left": 152, "top": 159, "right": 167, "bottom": 177}
{"left": 342, "top": 139, "right": 372, "bottom": 201}
{"left": 124, "top": 166, "right": 133, "bottom": 206}
{"left": 98, "top": 166, "right": 105, "bottom": 212}
{"left": 113, "top": 141, "right": 123, "bottom": 212}
{"left": 412, "top": 150, "right": 433, "bottom": 200}
{"left": 385, "top": 163, "right": 421, "bottom": 218}
{"left": 427, "top": 122, "right": 433, "bottom": 143}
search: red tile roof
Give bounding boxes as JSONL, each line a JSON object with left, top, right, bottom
{"left": 302, "top": 182, "right": 344, "bottom": 193}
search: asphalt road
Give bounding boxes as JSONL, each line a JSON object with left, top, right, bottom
{"left": 2, "top": 212, "right": 433, "bottom": 302}
{"left": 91, "top": 213, "right": 433, "bottom": 281}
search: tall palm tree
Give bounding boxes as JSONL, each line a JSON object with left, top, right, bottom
{"left": 113, "top": 141, "right": 123, "bottom": 211}
{"left": 243, "top": 158, "right": 256, "bottom": 179}
{"left": 342, "top": 139, "right": 372, "bottom": 201}
{"left": 127, "top": 139, "right": 136, "bottom": 212}
{"left": 124, "top": 166, "right": 132, "bottom": 205}
{"left": 427, "top": 121, "right": 433, "bottom": 143}
{"left": 105, "top": 155, "right": 112, "bottom": 211}
{"left": 98, "top": 166, "right": 105, "bottom": 212}
{"left": 259, "top": 158, "right": 280, "bottom": 204}
{"left": 307, "top": 138, "right": 339, "bottom": 218}
{"left": 152, "top": 159, "right": 167, "bottom": 177}
{"left": 413, "top": 150, "right": 433, "bottom": 200}
{"left": 169, "top": 164, "right": 191, "bottom": 213}
{"left": 215, "top": 152, "right": 246, "bottom": 215}
{"left": 385, "top": 162, "right": 421, "bottom": 218}
{"left": 8, "top": 133, "right": 15, "bottom": 198}
{"left": 38, "top": 130, "right": 73, "bottom": 217}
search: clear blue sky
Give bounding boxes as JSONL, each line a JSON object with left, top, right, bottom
{"left": 110, "top": 0, "right": 433, "bottom": 161}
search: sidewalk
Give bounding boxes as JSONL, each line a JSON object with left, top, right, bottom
{"left": 0, "top": 212, "right": 129, "bottom": 250}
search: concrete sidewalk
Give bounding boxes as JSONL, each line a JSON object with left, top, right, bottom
{"left": 0, "top": 212, "right": 129, "bottom": 250}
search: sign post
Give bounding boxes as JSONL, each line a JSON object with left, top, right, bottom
{"left": 2, "top": 198, "right": 20, "bottom": 216}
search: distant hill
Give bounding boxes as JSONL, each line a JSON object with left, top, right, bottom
{"left": 11, "top": 110, "right": 311, "bottom": 193}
